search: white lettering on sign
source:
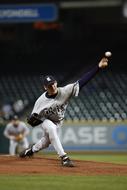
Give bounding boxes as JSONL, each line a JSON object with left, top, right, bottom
{"left": 78, "top": 127, "right": 92, "bottom": 144}
{"left": 62, "top": 128, "right": 77, "bottom": 144}
{"left": 94, "top": 127, "right": 107, "bottom": 144}
{"left": 62, "top": 127, "right": 107, "bottom": 144}
{"left": 0, "top": 9, "right": 39, "bottom": 18}
{"left": 31, "top": 126, "right": 107, "bottom": 145}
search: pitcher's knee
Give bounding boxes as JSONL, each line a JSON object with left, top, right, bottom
{"left": 44, "top": 141, "right": 50, "bottom": 148}
{"left": 40, "top": 137, "right": 50, "bottom": 149}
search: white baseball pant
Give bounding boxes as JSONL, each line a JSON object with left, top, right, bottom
{"left": 9, "top": 138, "right": 29, "bottom": 155}
{"left": 32, "top": 119, "right": 66, "bottom": 157}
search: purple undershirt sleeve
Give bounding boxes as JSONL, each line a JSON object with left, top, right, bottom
{"left": 78, "top": 65, "right": 100, "bottom": 90}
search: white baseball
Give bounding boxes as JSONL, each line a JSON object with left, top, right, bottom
{"left": 105, "top": 51, "right": 112, "bottom": 57}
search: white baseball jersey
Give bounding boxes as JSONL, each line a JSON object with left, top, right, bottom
{"left": 32, "top": 82, "right": 79, "bottom": 123}
{"left": 4, "top": 121, "right": 29, "bottom": 139}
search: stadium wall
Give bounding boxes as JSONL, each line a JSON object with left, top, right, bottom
{"left": 0, "top": 125, "right": 9, "bottom": 153}
{"left": 1, "top": 121, "right": 127, "bottom": 154}
{"left": 29, "top": 121, "right": 127, "bottom": 152}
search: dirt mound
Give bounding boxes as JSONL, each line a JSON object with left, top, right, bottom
{"left": 0, "top": 155, "right": 127, "bottom": 176}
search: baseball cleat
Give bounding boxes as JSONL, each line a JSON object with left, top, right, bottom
{"left": 61, "top": 155, "right": 74, "bottom": 167}
{"left": 19, "top": 147, "right": 34, "bottom": 158}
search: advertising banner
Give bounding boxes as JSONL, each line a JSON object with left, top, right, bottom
{"left": 1, "top": 121, "right": 127, "bottom": 153}
{"left": 30, "top": 121, "right": 127, "bottom": 152}
{"left": 0, "top": 4, "right": 58, "bottom": 23}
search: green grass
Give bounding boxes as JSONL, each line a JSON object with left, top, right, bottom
{"left": 0, "top": 175, "right": 127, "bottom": 190}
{"left": 70, "top": 153, "right": 127, "bottom": 164}
{"left": 42, "top": 151, "right": 127, "bottom": 164}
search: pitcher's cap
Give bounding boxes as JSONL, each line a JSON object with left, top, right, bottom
{"left": 43, "top": 75, "right": 56, "bottom": 86}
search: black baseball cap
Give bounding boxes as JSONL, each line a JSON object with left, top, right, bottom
{"left": 43, "top": 75, "right": 56, "bottom": 86}
{"left": 11, "top": 115, "right": 19, "bottom": 120}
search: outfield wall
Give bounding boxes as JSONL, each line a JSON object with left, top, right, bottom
{"left": 0, "top": 125, "right": 9, "bottom": 153}
{"left": 0, "top": 121, "right": 127, "bottom": 153}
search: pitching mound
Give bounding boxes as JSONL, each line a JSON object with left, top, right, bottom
{"left": 0, "top": 155, "right": 127, "bottom": 176}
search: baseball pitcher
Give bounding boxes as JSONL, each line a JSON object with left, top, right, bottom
{"left": 19, "top": 57, "right": 109, "bottom": 167}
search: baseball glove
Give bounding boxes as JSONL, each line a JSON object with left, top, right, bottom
{"left": 27, "top": 113, "right": 42, "bottom": 127}
{"left": 15, "top": 134, "right": 23, "bottom": 142}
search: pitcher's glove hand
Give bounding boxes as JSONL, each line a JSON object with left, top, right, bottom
{"left": 27, "top": 113, "right": 42, "bottom": 127}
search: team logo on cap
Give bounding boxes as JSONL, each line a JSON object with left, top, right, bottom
{"left": 47, "top": 77, "right": 51, "bottom": 81}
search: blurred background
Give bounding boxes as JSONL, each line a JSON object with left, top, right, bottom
{"left": 0, "top": 0, "right": 127, "bottom": 153}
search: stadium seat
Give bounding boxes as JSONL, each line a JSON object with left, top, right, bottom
{"left": 0, "top": 71, "right": 127, "bottom": 122}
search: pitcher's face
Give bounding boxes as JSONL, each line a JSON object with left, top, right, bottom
{"left": 44, "top": 82, "right": 58, "bottom": 95}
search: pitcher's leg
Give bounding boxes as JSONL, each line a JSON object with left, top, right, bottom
{"left": 19, "top": 130, "right": 50, "bottom": 157}
{"left": 32, "top": 134, "right": 50, "bottom": 152}
{"left": 42, "top": 119, "right": 66, "bottom": 157}
{"left": 42, "top": 120, "right": 74, "bottom": 167}
{"left": 19, "top": 119, "right": 74, "bottom": 166}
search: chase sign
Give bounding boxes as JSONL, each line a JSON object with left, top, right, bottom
{"left": 30, "top": 122, "right": 127, "bottom": 152}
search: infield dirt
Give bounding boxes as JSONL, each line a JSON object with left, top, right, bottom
{"left": 0, "top": 155, "right": 127, "bottom": 176}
